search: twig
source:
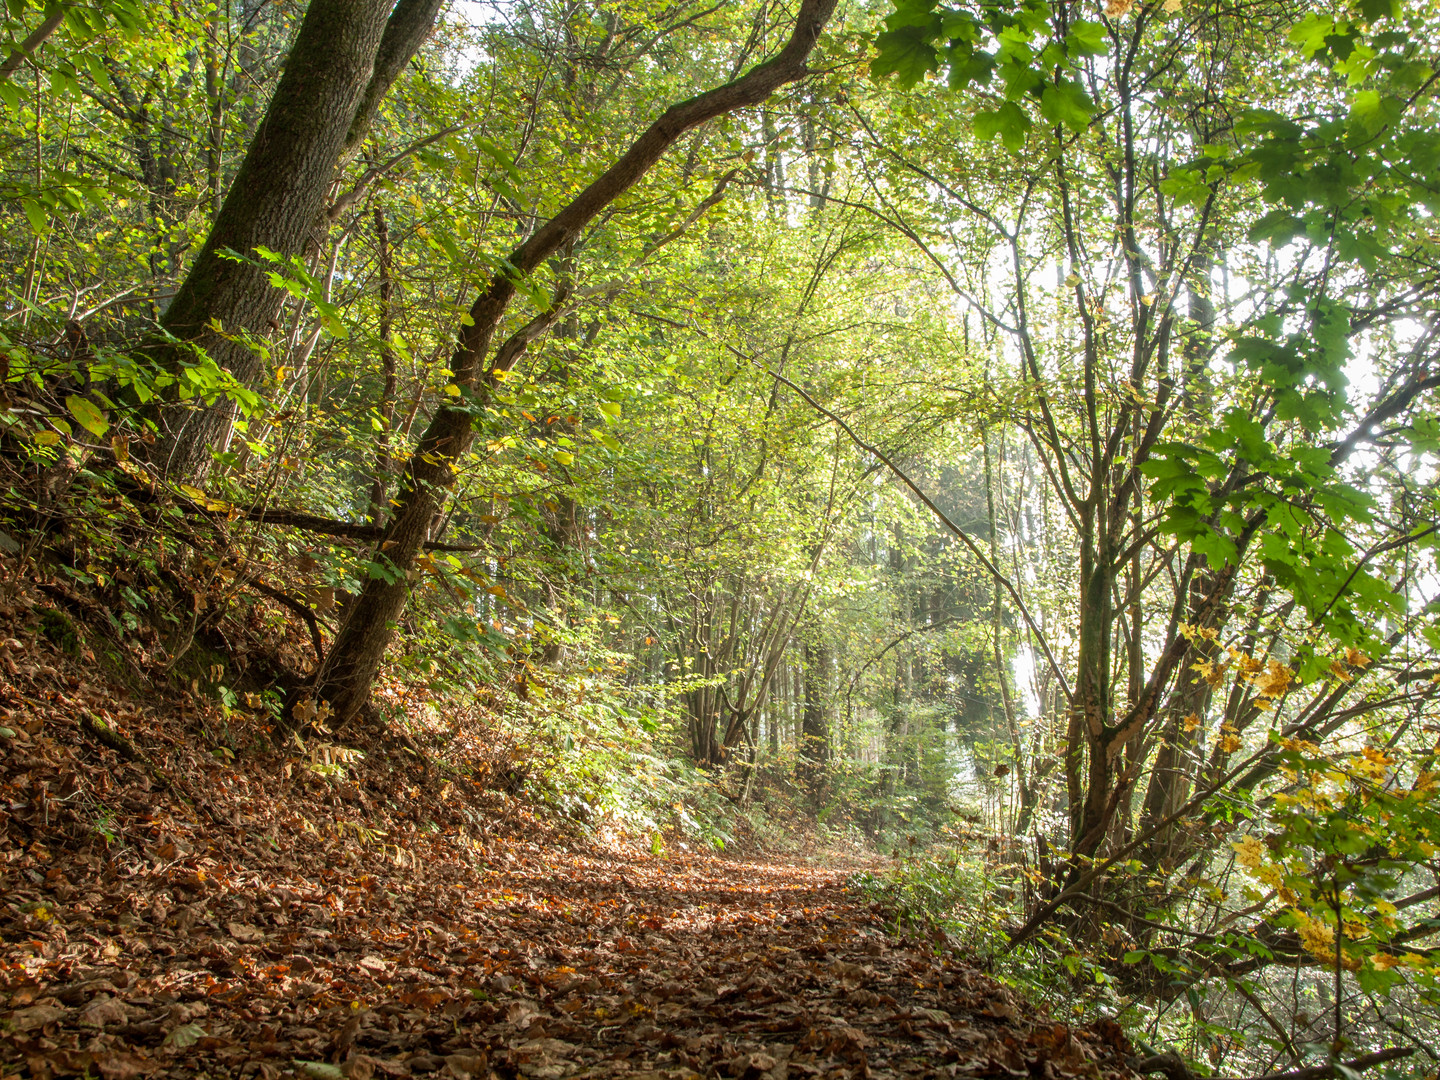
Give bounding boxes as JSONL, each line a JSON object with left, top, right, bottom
{"left": 1129, "top": 1047, "right": 1416, "bottom": 1080}
{"left": 327, "top": 123, "right": 465, "bottom": 223}
{"left": 246, "top": 578, "right": 328, "bottom": 670}
{"left": 1130, "top": 1051, "right": 1192, "bottom": 1080}
{"left": 179, "top": 500, "right": 483, "bottom": 550}
{"left": 1236, "top": 1047, "right": 1416, "bottom": 1080}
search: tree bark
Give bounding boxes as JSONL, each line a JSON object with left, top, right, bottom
{"left": 150, "top": 0, "right": 443, "bottom": 482}
{"left": 308, "top": 0, "right": 838, "bottom": 724}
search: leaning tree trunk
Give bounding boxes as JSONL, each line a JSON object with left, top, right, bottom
{"left": 308, "top": 0, "right": 839, "bottom": 725}
{"left": 151, "top": 0, "right": 443, "bottom": 482}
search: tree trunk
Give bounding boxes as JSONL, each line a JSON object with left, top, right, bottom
{"left": 800, "top": 638, "right": 829, "bottom": 793}
{"left": 151, "top": 0, "right": 443, "bottom": 482}
{"left": 307, "top": 0, "right": 838, "bottom": 725}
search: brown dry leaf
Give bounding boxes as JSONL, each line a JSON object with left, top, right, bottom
{"left": 95, "top": 1051, "right": 154, "bottom": 1078}
{"left": 8, "top": 1003, "right": 68, "bottom": 1031}
{"left": 444, "top": 1052, "right": 489, "bottom": 1078}
{"left": 77, "top": 994, "right": 130, "bottom": 1027}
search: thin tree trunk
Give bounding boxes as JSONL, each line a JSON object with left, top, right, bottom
{"left": 0, "top": 4, "right": 68, "bottom": 84}
{"left": 984, "top": 428, "right": 1032, "bottom": 833}
{"left": 800, "top": 637, "right": 829, "bottom": 794}
{"left": 367, "top": 207, "right": 398, "bottom": 525}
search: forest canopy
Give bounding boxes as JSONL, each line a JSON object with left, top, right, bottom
{"left": 2, "top": 0, "right": 1439, "bottom": 1073}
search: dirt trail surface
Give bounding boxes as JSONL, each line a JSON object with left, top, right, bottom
{"left": 0, "top": 594, "right": 1139, "bottom": 1080}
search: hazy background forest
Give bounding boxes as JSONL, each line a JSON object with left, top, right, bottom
{"left": 2, "top": 0, "right": 1439, "bottom": 1074}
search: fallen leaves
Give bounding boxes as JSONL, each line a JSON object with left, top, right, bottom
{"left": 0, "top": 579, "right": 1141, "bottom": 1080}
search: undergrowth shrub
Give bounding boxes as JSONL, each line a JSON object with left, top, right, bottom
{"left": 857, "top": 833, "right": 1438, "bottom": 1080}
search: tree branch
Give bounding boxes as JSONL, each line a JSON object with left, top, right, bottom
{"left": 341, "top": 0, "right": 446, "bottom": 161}
{"left": 0, "top": 4, "right": 67, "bottom": 84}
{"left": 1236, "top": 1047, "right": 1416, "bottom": 1080}
{"left": 247, "top": 578, "right": 328, "bottom": 670}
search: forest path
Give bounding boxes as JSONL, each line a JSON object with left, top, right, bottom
{"left": 447, "top": 849, "right": 1140, "bottom": 1080}
{"left": 0, "top": 614, "right": 1136, "bottom": 1079}
{"left": 4, "top": 836, "right": 1137, "bottom": 1080}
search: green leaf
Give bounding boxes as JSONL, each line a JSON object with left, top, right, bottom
{"left": 1349, "top": 89, "right": 1401, "bottom": 135}
{"left": 66, "top": 395, "right": 108, "bottom": 437}
{"left": 975, "top": 102, "right": 1031, "bottom": 151}
{"left": 945, "top": 48, "right": 994, "bottom": 90}
{"left": 1065, "top": 20, "right": 1107, "bottom": 56}
{"left": 474, "top": 135, "right": 523, "bottom": 183}
{"left": 1040, "top": 79, "right": 1095, "bottom": 131}
{"left": 20, "top": 198, "right": 47, "bottom": 235}
{"left": 294, "top": 1062, "right": 345, "bottom": 1080}
{"left": 872, "top": 25, "right": 939, "bottom": 88}
{"left": 164, "top": 1023, "right": 207, "bottom": 1049}
{"left": 1357, "top": 0, "right": 1397, "bottom": 22}
{"left": 1248, "top": 209, "right": 1303, "bottom": 245}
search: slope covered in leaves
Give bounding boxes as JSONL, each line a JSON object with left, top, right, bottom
{"left": 0, "top": 575, "right": 1138, "bottom": 1080}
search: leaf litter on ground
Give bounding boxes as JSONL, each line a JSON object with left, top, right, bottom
{"left": 0, "top": 577, "right": 1140, "bottom": 1080}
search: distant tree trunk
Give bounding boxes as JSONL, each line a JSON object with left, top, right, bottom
{"left": 306, "top": 0, "right": 838, "bottom": 726}
{"left": 150, "top": 0, "right": 443, "bottom": 482}
{"left": 800, "top": 638, "right": 829, "bottom": 792}
{"left": 984, "top": 428, "right": 1034, "bottom": 833}
{"left": 203, "top": 29, "right": 224, "bottom": 220}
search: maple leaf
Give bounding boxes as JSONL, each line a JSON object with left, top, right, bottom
{"left": 1253, "top": 660, "right": 1294, "bottom": 698}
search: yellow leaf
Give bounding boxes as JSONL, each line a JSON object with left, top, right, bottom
{"left": 1232, "top": 835, "right": 1265, "bottom": 869}
{"left": 1254, "top": 660, "right": 1293, "bottom": 698}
